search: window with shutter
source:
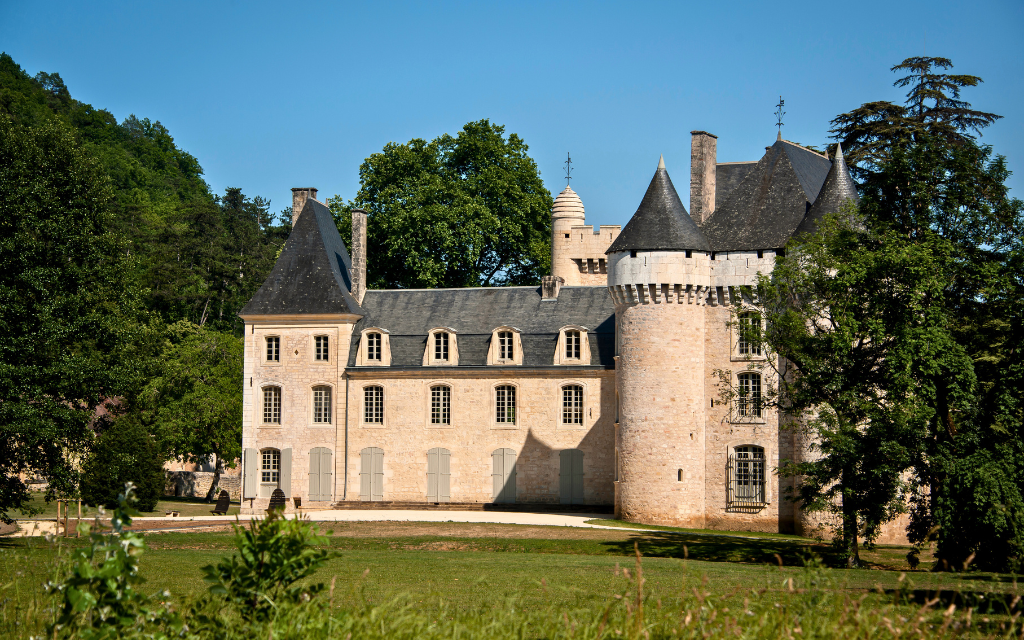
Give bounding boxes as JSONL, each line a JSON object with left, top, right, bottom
{"left": 426, "top": 447, "right": 451, "bottom": 503}
{"left": 491, "top": 448, "right": 516, "bottom": 503}
{"left": 359, "top": 447, "right": 384, "bottom": 501}
{"left": 559, "top": 449, "right": 585, "bottom": 504}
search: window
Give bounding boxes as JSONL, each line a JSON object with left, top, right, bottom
{"left": 495, "top": 385, "right": 516, "bottom": 424}
{"left": 434, "top": 332, "right": 449, "bottom": 362}
{"left": 738, "top": 311, "right": 762, "bottom": 356}
{"left": 266, "top": 336, "right": 280, "bottom": 362}
{"left": 730, "top": 445, "right": 766, "bottom": 505}
{"left": 565, "top": 330, "right": 581, "bottom": 360}
{"left": 498, "top": 331, "right": 514, "bottom": 360}
{"left": 261, "top": 449, "right": 280, "bottom": 484}
{"left": 737, "top": 373, "right": 762, "bottom": 418}
{"left": 263, "top": 386, "right": 281, "bottom": 424}
{"left": 315, "top": 335, "right": 329, "bottom": 361}
{"left": 562, "top": 385, "right": 583, "bottom": 425}
{"left": 430, "top": 385, "right": 451, "bottom": 425}
{"left": 312, "top": 386, "right": 331, "bottom": 424}
{"left": 364, "top": 386, "right": 384, "bottom": 424}
{"left": 366, "top": 332, "right": 382, "bottom": 361}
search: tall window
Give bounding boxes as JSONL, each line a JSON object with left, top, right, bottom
{"left": 434, "top": 332, "right": 449, "bottom": 362}
{"left": 430, "top": 385, "right": 451, "bottom": 424}
{"left": 266, "top": 336, "right": 280, "bottom": 362}
{"left": 312, "top": 386, "right": 332, "bottom": 423}
{"left": 315, "top": 335, "right": 329, "bottom": 361}
{"left": 498, "top": 331, "right": 514, "bottom": 360}
{"left": 261, "top": 449, "right": 280, "bottom": 484}
{"left": 738, "top": 311, "right": 762, "bottom": 356}
{"left": 364, "top": 386, "right": 384, "bottom": 424}
{"left": 731, "top": 445, "right": 765, "bottom": 504}
{"left": 495, "top": 385, "right": 516, "bottom": 424}
{"left": 263, "top": 386, "right": 281, "bottom": 424}
{"left": 737, "top": 373, "right": 762, "bottom": 418}
{"left": 366, "top": 332, "right": 382, "bottom": 361}
{"left": 565, "top": 330, "right": 581, "bottom": 360}
{"left": 562, "top": 385, "right": 583, "bottom": 424}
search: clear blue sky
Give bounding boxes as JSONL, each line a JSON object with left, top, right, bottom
{"left": 2, "top": 0, "right": 1021, "bottom": 228}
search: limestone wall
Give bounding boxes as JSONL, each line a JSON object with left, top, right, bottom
{"left": 553, "top": 225, "right": 621, "bottom": 286}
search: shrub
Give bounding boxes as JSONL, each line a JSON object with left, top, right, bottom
{"left": 80, "top": 415, "right": 165, "bottom": 511}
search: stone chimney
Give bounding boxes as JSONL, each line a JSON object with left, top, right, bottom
{"left": 350, "top": 208, "right": 367, "bottom": 304}
{"left": 291, "top": 188, "right": 318, "bottom": 226}
{"left": 541, "top": 275, "right": 564, "bottom": 301}
{"left": 689, "top": 131, "right": 717, "bottom": 224}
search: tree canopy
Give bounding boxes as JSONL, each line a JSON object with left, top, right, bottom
{"left": 330, "top": 119, "right": 553, "bottom": 289}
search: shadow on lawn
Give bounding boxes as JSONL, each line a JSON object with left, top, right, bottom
{"left": 602, "top": 531, "right": 836, "bottom": 567}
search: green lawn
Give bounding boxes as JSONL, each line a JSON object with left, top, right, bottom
{"left": 14, "top": 492, "right": 239, "bottom": 519}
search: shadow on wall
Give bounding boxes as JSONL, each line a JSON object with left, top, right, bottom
{"left": 516, "top": 422, "right": 611, "bottom": 505}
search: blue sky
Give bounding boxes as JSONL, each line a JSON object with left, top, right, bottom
{"left": 2, "top": 0, "right": 1021, "bottom": 228}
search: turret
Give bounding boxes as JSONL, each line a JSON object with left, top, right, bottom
{"left": 551, "top": 186, "right": 587, "bottom": 284}
{"left": 794, "top": 142, "right": 860, "bottom": 236}
{"left": 607, "top": 156, "right": 713, "bottom": 527}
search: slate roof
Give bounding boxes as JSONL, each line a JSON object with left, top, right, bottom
{"left": 794, "top": 143, "right": 860, "bottom": 237}
{"left": 240, "top": 198, "right": 363, "bottom": 316}
{"left": 699, "top": 140, "right": 832, "bottom": 251}
{"left": 347, "top": 286, "right": 615, "bottom": 368}
{"left": 715, "top": 162, "right": 756, "bottom": 203}
{"left": 606, "top": 158, "right": 711, "bottom": 254}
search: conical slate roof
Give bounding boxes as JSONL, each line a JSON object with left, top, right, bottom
{"left": 699, "top": 139, "right": 832, "bottom": 251}
{"left": 240, "top": 198, "right": 363, "bottom": 317}
{"left": 606, "top": 157, "right": 710, "bottom": 253}
{"left": 794, "top": 143, "right": 860, "bottom": 236}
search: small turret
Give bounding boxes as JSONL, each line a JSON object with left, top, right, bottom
{"left": 794, "top": 142, "right": 860, "bottom": 236}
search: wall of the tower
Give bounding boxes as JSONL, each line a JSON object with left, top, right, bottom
{"left": 609, "top": 250, "right": 711, "bottom": 527}
{"left": 553, "top": 225, "right": 622, "bottom": 286}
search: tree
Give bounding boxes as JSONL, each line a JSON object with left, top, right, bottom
{"left": 80, "top": 416, "right": 166, "bottom": 511}
{"left": 830, "top": 56, "right": 1002, "bottom": 180}
{"left": 0, "top": 116, "right": 144, "bottom": 522}
{"left": 329, "top": 119, "right": 552, "bottom": 289}
{"left": 141, "top": 321, "right": 243, "bottom": 501}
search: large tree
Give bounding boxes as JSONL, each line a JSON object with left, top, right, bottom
{"left": 0, "top": 116, "right": 144, "bottom": 521}
{"left": 330, "top": 119, "right": 553, "bottom": 289}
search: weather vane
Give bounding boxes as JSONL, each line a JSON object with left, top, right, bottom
{"left": 775, "top": 96, "right": 785, "bottom": 137}
{"left": 563, "top": 152, "right": 573, "bottom": 185}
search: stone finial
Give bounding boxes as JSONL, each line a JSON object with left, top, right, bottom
{"left": 291, "top": 188, "right": 318, "bottom": 226}
{"left": 658, "top": 155, "right": 665, "bottom": 170}
{"left": 541, "top": 275, "right": 565, "bottom": 301}
{"left": 351, "top": 209, "right": 368, "bottom": 304}
{"left": 689, "top": 131, "right": 717, "bottom": 224}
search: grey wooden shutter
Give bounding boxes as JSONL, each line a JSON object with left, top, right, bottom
{"left": 492, "top": 448, "right": 516, "bottom": 503}
{"left": 491, "top": 449, "right": 503, "bottom": 501}
{"left": 320, "top": 448, "right": 333, "bottom": 502}
{"left": 371, "top": 448, "right": 384, "bottom": 501}
{"left": 242, "top": 448, "right": 259, "bottom": 499}
{"left": 559, "top": 450, "right": 572, "bottom": 504}
{"left": 427, "top": 448, "right": 439, "bottom": 502}
{"left": 360, "top": 448, "right": 371, "bottom": 501}
{"left": 439, "top": 448, "right": 451, "bottom": 502}
{"left": 308, "top": 448, "right": 321, "bottom": 501}
{"left": 571, "top": 449, "right": 584, "bottom": 504}
{"left": 280, "top": 448, "right": 292, "bottom": 497}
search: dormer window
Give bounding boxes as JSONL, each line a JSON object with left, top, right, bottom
{"left": 435, "top": 332, "right": 448, "bottom": 361}
{"left": 498, "top": 332, "right": 514, "bottom": 360}
{"left": 554, "top": 326, "right": 591, "bottom": 365}
{"left": 423, "top": 328, "right": 459, "bottom": 366}
{"left": 487, "top": 327, "right": 523, "bottom": 365}
{"left": 565, "top": 330, "right": 580, "bottom": 360}
{"left": 367, "top": 333, "right": 381, "bottom": 361}
{"left": 266, "top": 336, "right": 280, "bottom": 362}
{"left": 357, "top": 328, "right": 391, "bottom": 366}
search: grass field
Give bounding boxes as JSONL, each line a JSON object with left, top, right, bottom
{"left": 2, "top": 521, "right": 1020, "bottom": 638}
{"left": 13, "top": 492, "right": 240, "bottom": 519}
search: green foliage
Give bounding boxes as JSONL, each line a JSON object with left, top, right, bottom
{"left": 0, "top": 115, "right": 145, "bottom": 522}
{"left": 329, "top": 119, "right": 553, "bottom": 289}
{"left": 202, "top": 511, "right": 332, "bottom": 621}
{"left": 80, "top": 417, "right": 166, "bottom": 512}
{"left": 140, "top": 321, "right": 243, "bottom": 500}
{"left": 45, "top": 484, "right": 181, "bottom": 639}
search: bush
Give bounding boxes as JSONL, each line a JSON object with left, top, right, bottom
{"left": 80, "top": 416, "right": 165, "bottom": 511}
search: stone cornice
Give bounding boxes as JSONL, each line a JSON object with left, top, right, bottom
{"left": 240, "top": 313, "right": 363, "bottom": 324}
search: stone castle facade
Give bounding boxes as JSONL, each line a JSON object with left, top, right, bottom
{"left": 238, "top": 130, "right": 905, "bottom": 540}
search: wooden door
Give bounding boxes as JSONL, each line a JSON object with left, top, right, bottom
{"left": 491, "top": 448, "right": 517, "bottom": 503}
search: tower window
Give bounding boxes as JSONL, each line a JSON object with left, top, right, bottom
{"left": 565, "top": 330, "right": 581, "bottom": 360}
{"left": 737, "top": 373, "right": 762, "bottom": 418}
{"left": 266, "top": 336, "right": 280, "bottom": 362}
{"left": 564, "top": 233, "right": 570, "bottom": 238}
{"left": 364, "top": 386, "right": 384, "bottom": 424}
{"left": 315, "top": 335, "right": 329, "bottom": 361}
{"left": 434, "top": 332, "right": 449, "bottom": 362}
{"left": 430, "top": 385, "right": 451, "bottom": 425}
{"left": 561, "top": 385, "right": 583, "bottom": 425}
{"left": 498, "top": 331, "right": 514, "bottom": 361}
{"left": 366, "top": 332, "right": 382, "bottom": 361}
{"left": 495, "top": 385, "right": 516, "bottom": 424}
{"left": 312, "top": 385, "right": 331, "bottom": 424}
{"left": 730, "top": 445, "right": 766, "bottom": 505}
{"left": 262, "top": 386, "right": 281, "bottom": 424}
{"left": 738, "top": 311, "right": 763, "bottom": 356}
{"left": 630, "top": 250, "right": 637, "bottom": 258}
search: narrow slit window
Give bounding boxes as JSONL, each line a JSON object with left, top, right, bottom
{"left": 498, "top": 331, "right": 514, "bottom": 360}
{"left": 434, "top": 332, "right": 449, "bottom": 362}
{"left": 266, "top": 336, "right": 280, "bottom": 362}
{"left": 263, "top": 386, "right": 281, "bottom": 424}
{"left": 565, "top": 330, "right": 581, "bottom": 360}
{"left": 312, "top": 386, "right": 332, "bottom": 424}
{"left": 366, "top": 332, "right": 382, "bottom": 361}
{"left": 430, "top": 385, "right": 451, "bottom": 424}
{"left": 364, "top": 386, "right": 384, "bottom": 424}
{"left": 315, "top": 335, "right": 329, "bottom": 361}
{"left": 495, "top": 385, "right": 516, "bottom": 424}
{"left": 562, "top": 385, "right": 583, "bottom": 425}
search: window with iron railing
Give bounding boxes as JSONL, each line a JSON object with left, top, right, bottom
{"left": 728, "top": 445, "right": 765, "bottom": 506}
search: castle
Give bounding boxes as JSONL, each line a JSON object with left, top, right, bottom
{"left": 237, "top": 129, "right": 894, "bottom": 538}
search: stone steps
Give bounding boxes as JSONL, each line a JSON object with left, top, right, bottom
{"left": 328, "top": 501, "right": 613, "bottom": 514}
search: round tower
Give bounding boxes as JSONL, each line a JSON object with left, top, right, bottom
{"left": 607, "top": 156, "right": 713, "bottom": 527}
{"left": 551, "top": 186, "right": 586, "bottom": 285}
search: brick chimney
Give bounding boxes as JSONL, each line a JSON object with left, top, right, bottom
{"left": 689, "top": 131, "right": 717, "bottom": 224}
{"left": 541, "top": 275, "right": 564, "bottom": 301}
{"left": 350, "top": 209, "right": 367, "bottom": 304}
{"left": 291, "top": 187, "right": 318, "bottom": 226}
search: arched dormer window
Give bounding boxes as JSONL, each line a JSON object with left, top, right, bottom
{"left": 487, "top": 327, "right": 523, "bottom": 365}
{"left": 554, "top": 325, "right": 591, "bottom": 365}
{"left": 423, "top": 327, "right": 459, "bottom": 366}
{"left": 356, "top": 328, "right": 391, "bottom": 366}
